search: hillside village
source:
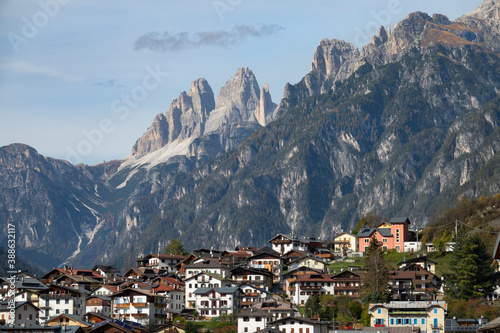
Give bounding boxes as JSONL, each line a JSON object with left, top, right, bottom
{"left": 2, "top": 217, "right": 500, "bottom": 333}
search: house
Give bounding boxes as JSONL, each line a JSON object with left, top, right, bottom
{"left": 152, "top": 323, "right": 187, "bottom": 333}
{"left": 479, "top": 317, "right": 500, "bottom": 333}
{"left": 0, "top": 301, "right": 39, "bottom": 326}
{"left": 184, "top": 272, "right": 234, "bottom": 309}
{"left": 358, "top": 218, "right": 411, "bottom": 253}
{"left": 446, "top": 318, "right": 489, "bottom": 333}
{"left": 403, "top": 241, "right": 422, "bottom": 252}
{"left": 110, "top": 288, "right": 167, "bottom": 326}
{"left": 193, "top": 286, "right": 241, "bottom": 318}
{"left": 239, "top": 284, "right": 272, "bottom": 308}
{"left": 334, "top": 232, "right": 358, "bottom": 253}
{"left": 369, "top": 301, "right": 447, "bottom": 332}
{"left": 400, "top": 264, "right": 440, "bottom": 300}
{"left": 52, "top": 274, "right": 101, "bottom": 292}
{"left": 287, "top": 255, "right": 328, "bottom": 273}
{"left": 0, "top": 273, "right": 49, "bottom": 305}
{"left": 184, "top": 259, "right": 230, "bottom": 278}
{"left": 45, "top": 313, "right": 92, "bottom": 328}
{"left": 284, "top": 273, "right": 335, "bottom": 305}
{"left": 282, "top": 250, "right": 309, "bottom": 264}
{"left": 231, "top": 266, "right": 274, "bottom": 290}
{"left": 249, "top": 249, "right": 282, "bottom": 283}
{"left": 86, "top": 296, "right": 112, "bottom": 317}
{"left": 152, "top": 284, "right": 184, "bottom": 318}
{"left": 269, "top": 316, "right": 329, "bottom": 333}
{"left": 136, "top": 254, "right": 186, "bottom": 273}
{"left": 84, "top": 312, "right": 111, "bottom": 324}
{"left": 92, "top": 284, "right": 120, "bottom": 297}
{"left": 331, "top": 270, "right": 361, "bottom": 299}
{"left": 388, "top": 271, "right": 415, "bottom": 301}
{"left": 268, "top": 234, "right": 332, "bottom": 256}
{"left": 93, "top": 265, "right": 120, "bottom": 282}
{"left": 0, "top": 325, "right": 85, "bottom": 333}
{"left": 250, "top": 299, "right": 298, "bottom": 319}
{"left": 222, "top": 250, "right": 254, "bottom": 266}
{"left": 41, "top": 267, "right": 104, "bottom": 284}
{"left": 237, "top": 308, "right": 274, "bottom": 333}
{"left": 122, "top": 268, "right": 167, "bottom": 281}
{"left": 151, "top": 276, "right": 185, "bottom": 289}
{"left": 397, "top": 256, "right": 437, "bottom": 275}
{"left": 38, "top": 284, "right": 88, "bottom": 323}
{"left": 88, "top": 318, "right": 147, "bottom": 333}
{"left": 426, "top": 242, "right": 456, "bottom": 253}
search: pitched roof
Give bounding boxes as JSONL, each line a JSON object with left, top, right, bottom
{"left": 89, "top": 319, "right": 146, "bottom": 333}
{"left": 397, "top": 256, "right": 437, "bottom": 265}
{"left": 46, "top": 314, "right": 91, "bottom": 326}
{"left": 357, "top": 228, "right": 393, "bottom": 237}
{"left": 185, "top": 259, "right": 228, "bottom": 269}
{"left": 93, "top": 265, "right": 120, "bottom": 273}
{"left": 388, "top": 217, "right": 411, "bottom": 224}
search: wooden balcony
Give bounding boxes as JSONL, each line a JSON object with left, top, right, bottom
{"left": 132, "top": 303, "right": 147, "bottom": 307}
{"left": 300, "top": 286, "right": 321, "bottom": 290}
{"left": 131, "top": 313, "right": 147, "bottom": 318}
{"left": 115, "top": 303, "right": 130, "bottom": 308}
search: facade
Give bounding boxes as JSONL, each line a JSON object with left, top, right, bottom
{"left": 270, "top": 317, "right": 329, "bottom": 333}
{"left": 231, "top": 266, "right": 274, "bottom": 290}
{"left": 92, "top": 266, "right": 120, "bottom": 283}
{"left": 285, "top": 273, "right": 335, "bottom": 305}
{"left": 184, "top": 259, "right": 230, "bottom": 278}
{"left": 152, "top": 284, "right": 184, "bottom": 317}
{"left": 334, "top": 233, "right": 358, "bottom": 253}
{"left": 193, "top": 287, "right": 241, "bottom": 318}
{"left": 369, "top": 301, "right": 447, "bottom": 333}
{"left": 239, "top": 285, "right": 271, "bottom": 308}
{"left": 358, "top": 218, "right": 411, "bottom": 253}
{"left": 249, "top": 252, "right": 282, "bottom": 283}
{"left": 136, "top": 254, "right": 186, "bottom": 273}
{"left": 287, "top": 256, "right": 328, "bottom": 272}
{"left": 331, "top": 270, "right": 361, "bottom": 299}
{"left": 398, "top": 256, "right": 437, "bottom": 274}
{"left": 110, "top": 289, "right": 166, "bottom": 326}
{"left": 38, "top": 285, "right": 88, "bottom": 323}
{"left": 237, "top": 309, "right": 274, "bottom": 333}
{"left": 0, "top": 301, "right": 39, "bottom": 327}
{"left": 86, "top": 296, "right": 112, "bottom": 317}
{"left": 184, "top": 272, "right": 234, "bottom": 309}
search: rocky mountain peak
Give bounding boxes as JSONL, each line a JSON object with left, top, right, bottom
{"left": 131, "top": 113, "right": 169, "bottom": 157}
{"left": 311, "top": 39, "right": 360, "bottom": 78}
{"left": 189, "top": 78, "right": 215, "bottom": 118}
{"left": 256, "top": 83, "right": 276, "bottom": 126}
{"left": 215, "top": 67, "right": 260, "bottom": 113}
{"left": 465, "top": 0, "right": 500, "bottom": 21}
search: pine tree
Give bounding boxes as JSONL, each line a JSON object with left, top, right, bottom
{"left": 163, "top": 238, "right": 188, "bottom": 256}
{"left": 361, "top": 236, "right": 390, "bottom": 303}
{"left": 446, "top": 232, "right": 496, "bottom": 300}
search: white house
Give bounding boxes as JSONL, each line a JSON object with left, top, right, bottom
{"left": 91, "top": 285, "right": 119, "bottom": 297}
{"left": 38, "top": 285, "right": 88, "bottom": 323}
{"left": 92, "top": 265, "right": 120, "bottom": 282}
{"left": 110, "top": 288, "right": 166, "bottom": 326}
{"left": 184, "top": 272, "right": 234, "bottom": 309}
{"left": 0, "top": 301, "right": 39, "bottom": 327}
{"left": 153, "top": 284, "right": 185, "bottom": 318}
{"left": 270, "top": 316, "right": 329, "bottom": 333}
{"left": 193, "top": 287, "right": 241, "bottom": 318}
{"left": 184, "top": 259, "right": 230, "bottom": 278}
{"left": 369, "top": 301, "right": 448, "bottom": 333}
{"left": 138, "top": 254, "right": 186, "bottom": 274}
{"left": 334, "top": 233, "right": 358, "bottom": 253}
{"left": 284, "top": 273, "right": 335, "bottom": 305}
{"left": 238, "top": 285, "right": 272, "bottom": 308}
{"left": 237, "top": 308, "right": 274, "bottom": 333}
{"left": 404, "top": 241, "right": 422, "bottom": 252}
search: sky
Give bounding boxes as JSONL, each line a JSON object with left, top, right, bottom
{"left": 0, "top": 0, "right": 483, "bottom": 165}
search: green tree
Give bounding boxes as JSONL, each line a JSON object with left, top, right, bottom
{"left": 348, "top": 301, "right": 363, "bottom": 320}
{"left": 185, "top": 321, "right": 198, "bottom": 333}
{"left": 361, "top": 236, "right": 390, "bottom": 303}
{"left": 446, "top": 232, "right": 496, "bottom": 300}
{"left": 163, "top": 238, "right": 189, "bottom": 256}
{"left": 304, "top": 295, "right": 320, "bottom": 318}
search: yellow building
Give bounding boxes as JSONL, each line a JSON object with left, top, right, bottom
{"left": 369, "top": 301, "right": 447, "bottom": 333}
{"left": 334, "top": 232, "right": 358, "bottom": 252}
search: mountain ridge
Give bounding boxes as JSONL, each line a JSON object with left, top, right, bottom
{"left": 1, "top": 0, "right": 500, "bottom": 271}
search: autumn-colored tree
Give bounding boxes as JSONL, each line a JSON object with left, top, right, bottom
{"left": 361, "top": 236, "right": 390, "bottom": 303}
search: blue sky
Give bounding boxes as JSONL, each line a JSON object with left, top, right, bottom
{"left": 0, "top": 0, "right": 483, "bottom": 165}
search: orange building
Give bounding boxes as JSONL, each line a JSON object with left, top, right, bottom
{"left": 358, "top": 217, "right": 410, "bottom": 253}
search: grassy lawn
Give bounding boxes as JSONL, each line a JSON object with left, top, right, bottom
{"left": 427, "top": 252, "right": 455, "bottom": 278}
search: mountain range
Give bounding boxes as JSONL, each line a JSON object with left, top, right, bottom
{"left": 2, "top": 0, "right": 500, "bottom": 272}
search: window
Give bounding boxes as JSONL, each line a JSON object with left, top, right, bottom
{"left": 365, "top": 239, "right": 370, "bottom": 243}
{"left": 397, "top": 319, "right": 402, "bottom": 324}
{"left": 376, "top": 319, "right": 384, "bottom": 325}
{"left": 378, "top": 309, "right": 381, "bottom": 314}
{"left": 383, "top": 238, "right": 388, "bottom": 243}
{"left": 56, "top": 299, "right": 60, "bottom": 304}
{"left": 434, "top": 309, "right": 438, "bottom": 314}
{"left": 405, "top": 319, "right": 410, "bottom": 325}
{"left": 65, "top": 299, "right": 69, "bottom": 304}
{"left": 414, "top": 319, "right": 418, "bottom": 325}
{"left": 422, "top": 319, "right": 425, "bottom": 325}
{"left": 391, "top": 319, "right": 394, "bottom": 325}
{"left": 434, "top": 318, "right": 438, "bottom": 328}
{"left": 244, "top": 328, "right": 248, "bottom": 333}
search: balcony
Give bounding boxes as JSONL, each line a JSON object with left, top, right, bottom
{"left": 115, "top": 303, "right": 131, "bottom": 308}
{"left": 132, "top": 313, "right": 148, "bottom": 318}
{"left": 243, "top": 292, "right": 259, "bottom": 297}
{"left": 272, "top": 240, "right": 292, "bottom": 244}
{"left": 132, "top": 303, "right": 147, "bottom": 307}
{"left": 300, "top": 286, "right": 321, "bottom": 290}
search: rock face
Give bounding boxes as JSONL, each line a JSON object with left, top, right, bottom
{"left": 2, "top": 0, "right": 500, "bottom": 272}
